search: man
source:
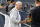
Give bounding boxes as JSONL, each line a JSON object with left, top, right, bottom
{"left": 26, "top": 0, "right": 40, "bottom": 27}
{"left": 1, "top": 4, "right": 5, "bottom": 8}
{"left": 8, "top": 0, "right": 15, "bottom": 12}
{"left": 6, "top": 0, "right": 10, "bottom": 14}
{"left": 9, "top": 0, "right": 15, "bottom": 7}
{"left": 0, "top": 4, "right": 5, "bottom": 27}
{"left": 10, "top": 1, "right": 25, "bottom": 27}
{"left": 30, "top": 5, "right": 34, "bottom": 9}
{"left": 0, "top": 4, "right": 6, "bottom": 14}
{"left": 24, "top": 4, "right": 28, "bottom": 12}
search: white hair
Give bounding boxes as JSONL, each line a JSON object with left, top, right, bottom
{"left": 16, "top": 1, "right": 22, "bottom": 4}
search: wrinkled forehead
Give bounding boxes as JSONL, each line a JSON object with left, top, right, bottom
{"left": 16, "top": 3, "right": 22, "bottom": 5}
{"left": 17, "top": 3, "right": 22, "bottom": 5}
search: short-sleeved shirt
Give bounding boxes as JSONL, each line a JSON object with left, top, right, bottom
{"left": 29, "top": 6, "right": 40, "bottom": 25}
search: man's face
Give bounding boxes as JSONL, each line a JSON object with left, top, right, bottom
{"left": 36, "top": 3, "right": 40, "bottom": 6}
{"left": 2, "top": 5, "right": 4, "bottom": 7}
{"left": 24, "top": 5, "right": 28, "bottom": 8}
{"left": 35, "top": 1, "right": 40, "bottom": 6}
{"left": 30, "top": 7, "right": 32, "bottom": 8}
{"left": 17, "top": 3, "right": 22, "bottom": 9}
{"left": 8, "top": 1, "right": 10, "bottom": 4}
{"left": 13, "top": 2, "right": 15, "bottom": 5}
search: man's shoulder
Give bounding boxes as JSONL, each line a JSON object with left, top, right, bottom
{"left": 8, "top": 4, "right": 12, "bottom": 7}
{"left": 30, "top": 6, "right": 38, "bottom": 11}
{"left": 11, "top": 8, "right": 16, "bottom": 11}
{"left": 30, "top": 6, "right": 40, "bottom": 12}
{"left": 10, "top": 8, "right": 18, "bottom": 13}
